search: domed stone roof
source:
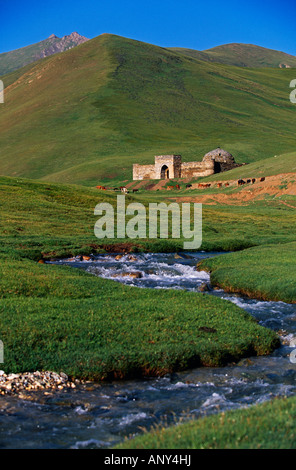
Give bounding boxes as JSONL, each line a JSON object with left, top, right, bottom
{"left": 203, "top": 147, "right": 234, "bottom": 163}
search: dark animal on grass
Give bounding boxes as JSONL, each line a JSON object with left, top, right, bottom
{"left": 198, "top": 183, "right": 211, "bottom": 189}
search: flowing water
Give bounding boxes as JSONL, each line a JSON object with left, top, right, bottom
{"left": 0, "top": 252, "right": 295, "bottom": 449}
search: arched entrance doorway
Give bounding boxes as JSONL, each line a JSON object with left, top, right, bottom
{"left": 161, "top": 165, "right": 169, "bottom": 179}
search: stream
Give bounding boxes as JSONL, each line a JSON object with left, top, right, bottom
{"left": 0, "top": 252, "right": 295, "bottom": 449}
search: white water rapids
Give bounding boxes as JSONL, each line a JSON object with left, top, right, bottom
{"left": 0, "top": 252, "right": 295, "bottom": 449}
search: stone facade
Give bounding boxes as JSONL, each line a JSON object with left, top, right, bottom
{"left": 154, "top": 155, "right": 182, "bottom": 180}
{"left": 133, "top": 149, "right": 241, "bottom": 181}
{"left": 180, "top": 160, "right": 214, "bottom": 178}
{"left": 132, "top": 164, "right": 156, "bottom": 180}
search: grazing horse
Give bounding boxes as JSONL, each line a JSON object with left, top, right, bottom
{"left": 198, "top": 183, "right": 211, "bottom": 189}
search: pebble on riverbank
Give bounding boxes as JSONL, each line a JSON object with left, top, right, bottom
{"left": 0, "top": 371, "right": 83, "bottom": 396}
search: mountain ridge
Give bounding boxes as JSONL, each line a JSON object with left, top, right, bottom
{"left": 0, "top": 33, "right": 295, "bottom": 185}
{"left": 170, "top": 42, "right": 296, "bottom": 68}
{"left": 0, "top": 32, "right": 89, "bottom": 75}
{"left": 1, "top": 33, "right": 296, "bottom": 77}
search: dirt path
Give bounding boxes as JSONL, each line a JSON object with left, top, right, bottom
{"left": 150, "top": 180, "right": 167, "bottom": 191}
{"left": 132, "top": 180, "right": 153, "bottom": 190}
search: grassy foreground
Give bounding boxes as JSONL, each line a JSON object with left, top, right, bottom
{"left": 116, "top": 395, "right": 296, "bottom": 449}
{"left": 0, "top": 175, "right": 289, "bottom": 378}
{"left": 198, "top": 242, "right": 296, "bottom": 303}
{"left": 0, "top": 174, "right": 295, "bottom": 448}
{"left": 0, "top": 257, "right": 279, "bottom": 379}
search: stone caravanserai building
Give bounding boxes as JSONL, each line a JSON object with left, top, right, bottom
{"left": 133, "top": 148, "right": 242, "bottom": 181}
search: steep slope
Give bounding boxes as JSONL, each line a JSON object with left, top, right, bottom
{"left": 0, "top": 34, "right": 295, "bottom": 185}
{"left": 171, "top": 43, "right": 296, "bottom": 68}
{"left": 0, "top": 32, "right": 89, "bottom": 75}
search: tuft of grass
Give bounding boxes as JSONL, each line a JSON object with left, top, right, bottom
{"left": 198, "top": 242, "right": 296, "bottom": 303}
{"left": 115, "top": 395, "right": 296, "bottom": 449}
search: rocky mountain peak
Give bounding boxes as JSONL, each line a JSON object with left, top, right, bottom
{"left": 62, "top": 32, "right": 89, "bottom": 43}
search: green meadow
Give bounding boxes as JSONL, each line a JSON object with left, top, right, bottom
{"left": 1, "top": 261, "right": 279, "bottom": 379}
{"left": 0, "top": 167, "right": 295, "bottom": 448}
{"left": 0, "top": 177, "right": 296, "bottom": 379}
{"left": 0, "top": 174, "right": 295, "bottom": 380}
{"left": 198, "top": 242, "right": 296, "bottom": 303}
{"left": 0, "top": 176, "right": 283, "bottom": 378}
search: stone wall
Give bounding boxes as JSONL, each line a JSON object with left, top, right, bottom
{"left": 180, "top": 160, "right": 215, "bottom": 178}
{"left": 133, "top": 164, "right": 155, "bottom": 180}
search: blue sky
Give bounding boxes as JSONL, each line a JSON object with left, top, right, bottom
{"left": 1, "top": 0, "right": 295, "bottom": 55}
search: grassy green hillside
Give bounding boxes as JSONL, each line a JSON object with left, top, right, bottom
{"left": 172, "top": 43, "right": 296, "bottom": 68}
{"left": 198, "top": 150, "right": 296, "bottom": 182}
{"left": 0, "top": 34, "right": 295, "bottom": 185}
